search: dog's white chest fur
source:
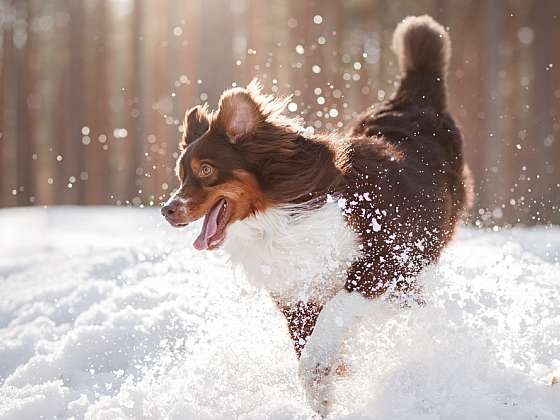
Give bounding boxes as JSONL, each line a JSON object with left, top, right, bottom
{"left": 222, "top": 203, "right": 360, "bottom": 305}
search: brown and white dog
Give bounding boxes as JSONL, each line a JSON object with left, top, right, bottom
{"left": 162, "top": 15, "right": 471, "bottom": 416}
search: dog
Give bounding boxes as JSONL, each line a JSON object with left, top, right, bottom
{"left": 162, "top": 15, "right": 471, "bottom": 416}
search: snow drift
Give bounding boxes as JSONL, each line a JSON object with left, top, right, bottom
{"left": 1, "top": 206, "right": 559, "bottom": 420}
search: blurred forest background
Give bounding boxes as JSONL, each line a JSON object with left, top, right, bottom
{"left": 1, "top": 0, "right": 559, "bottom": 226}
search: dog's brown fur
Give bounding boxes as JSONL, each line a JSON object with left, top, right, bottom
{"left": 164, "top": 15, "right": 472, "bottom": 362}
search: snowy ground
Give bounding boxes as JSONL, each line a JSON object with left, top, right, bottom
{"left": 1, "top": 206, "right": 559, "bottom": 420}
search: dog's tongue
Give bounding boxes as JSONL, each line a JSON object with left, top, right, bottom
{"left": 193, "top": 199, "right": 224, "bottom": 250}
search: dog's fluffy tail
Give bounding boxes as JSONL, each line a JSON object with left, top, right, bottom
{"left": 392, "top": 15, "right": 450, "bottom": 75}
{"left": 391, "top": 15, "right": 450, "bottom": 109}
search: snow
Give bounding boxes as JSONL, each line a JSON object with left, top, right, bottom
{"left": 1, "top": 206, "right": 559, "bottom": 420}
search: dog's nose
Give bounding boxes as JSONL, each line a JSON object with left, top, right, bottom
{"left": 161, "top": 202, "right": 177, "bottom": 217}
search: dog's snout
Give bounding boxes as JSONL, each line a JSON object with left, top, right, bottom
{"left": 161, "top": 198, "right": 191, "bottom": 227}
{"left": 161, "top": 202, "right": 177, "bottom": 217}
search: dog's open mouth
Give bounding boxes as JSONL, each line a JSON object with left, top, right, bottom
{"left": 193, "top": 197, "right": 232, "bottom": 251}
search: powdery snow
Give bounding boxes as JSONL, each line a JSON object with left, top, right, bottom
{"left": 1, "top": 206, "right": 559, "bottom": 420}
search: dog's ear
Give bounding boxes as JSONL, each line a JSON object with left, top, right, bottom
{"left": 180, "top": 105, "right": 210, "bottom": 150}
{"left": 215, "top": 86, "right": 263, "bottom": 143}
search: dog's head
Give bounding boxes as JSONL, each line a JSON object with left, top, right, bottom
{"left": 162, "top": 80, "right": 298, "bottom": 250}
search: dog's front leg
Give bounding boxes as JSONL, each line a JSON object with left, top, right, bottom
{"left": 277, "top": 300, "right": 323, "bottom": 359}
{"left": 297, "top": 291, "right": 373, "bottom": 417}
{"left": 277, "top": 299, "right": 330, "bottom": 416}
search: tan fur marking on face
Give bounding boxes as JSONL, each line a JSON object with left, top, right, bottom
{"left": 220, "top": 169, "right": 273, "bottom": 220}
{"left": 211, "top": 169, "right": 271, "bottom": 222}
{"left": 190, "top": 158, "right": 201, "bottom": 175}
{"left": 185, "top": 169, "right": 271, "bottom": 226}
{"left": 168, "top": 168, "right": 272, "bottom": 230}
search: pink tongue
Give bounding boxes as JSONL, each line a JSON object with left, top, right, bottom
{"left": 193, "top": 199, "right": 224, "bottom": 250}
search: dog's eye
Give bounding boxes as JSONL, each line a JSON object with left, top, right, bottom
{"left": 199, "top": 163, "right": 214, "bottom": 177}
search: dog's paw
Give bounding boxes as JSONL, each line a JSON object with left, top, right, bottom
{"left": 298, "top": 359, "right": 334, "bottom": 417}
